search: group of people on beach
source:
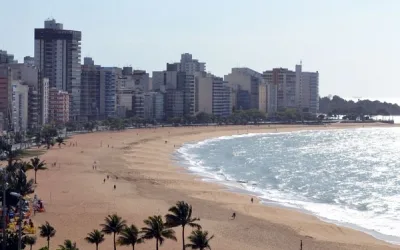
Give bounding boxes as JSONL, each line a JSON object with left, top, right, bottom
{"left": 103, "top": 174, "right": 117, "bottom": 190}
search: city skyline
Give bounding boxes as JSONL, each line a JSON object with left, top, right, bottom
{"left": 1, "top": 0, "right": 400, "bottom": 100}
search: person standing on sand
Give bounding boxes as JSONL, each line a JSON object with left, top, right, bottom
{"left": 231, "top": 212, "right": 236, "bottom": 220}
{"left": 251, "top": 198, "right": 253, "bottom": 203}
{"left": 114, "top": 184, "right": 116, "bottom": 190}
{"left": 103, "top": 178, "right": 106, "bottom": 183}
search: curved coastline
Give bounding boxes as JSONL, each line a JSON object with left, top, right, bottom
{"left": 174, "top": 129, "right": 400, "bottom": 245}
{"left": 29, "top": 124, "right": 400, "bottom": 250}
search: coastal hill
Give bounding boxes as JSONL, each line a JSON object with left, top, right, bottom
{"left": 319, "top": 95, "right": 400, "bottom": 115}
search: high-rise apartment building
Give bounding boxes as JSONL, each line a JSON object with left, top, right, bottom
{"left": 34, "top": 19, "right": 82, "bottom": 121}
{"left": 295, "top": 64, "right": 319, "bottom": 115}
{"left": 0, "top": 66, "right": 13, "bottom": 130}
{"left": 224, "top": 68, "right": 267, "bottom": 112}
{"left": 11, "top": 81, "right": 29, "bottom": 132}
{"left": 263, "top": 68, "right": 296, "bottom": 114}
{"left": 81, "top": 57, "right": 101, "bottom": 120}
{"left": 48, "top": 88, "right": 69, "bottom": 124}
{"left": 100, "top": 67, "right": 120, "bottom": 118}
{"left": 263, "top": 64, "right": 319, "bottom": 115}
{"left": 196, "top": 73, "right": 231, "bottom": 117}
{"left": 143, "top": 92, "right": 165, "bottom": 121}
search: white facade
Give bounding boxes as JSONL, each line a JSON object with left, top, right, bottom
{"left": 196, "top": 75, "right": 213, "bottom": 114}
{"left": 179, "top": 53, "right": 206, "bottom": 74}
{"left": 41, "top": 78, "right": 49, "bottom": 124}
{"left": 11, "top": 81, "right": 29, "bottom": 132}
{"left": 264, "top": 64, "right": 319, "bottom": 115}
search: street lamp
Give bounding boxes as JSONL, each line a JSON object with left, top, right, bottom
{"left": 10, "top": 192, "right": 23, "bottom": 250}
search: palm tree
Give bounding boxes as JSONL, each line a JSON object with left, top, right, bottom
{"left": 39, "top": 221, "right": 56, "bottom": 250}
{"left": 165, "top": 201, "right": 201, "bottom": 250}
{"left": 141, "top": 215, "right": 177, "bottom": 250}
{"left": 0, "top": 142, "right": 20, "bottom": 166}
{"left": 27, "top": 156, "right": 47, "bottom": 184}
{"left": 6, "top": 164, "right": 35, "bottom": 196}
{"left": 118, "top": 224, "right": 143, "bottom": 250}
{"left": 58, "top": 239, "right": 79, "bottom": 250}
{"left": 56, "top": 137, "right": 66, "bottom": 148}
{"left": 100, "top": 214, "right": 126, "bottom": 250}
{"left": 185, "top": 230, "right": 214, "bottom": 250}
{"left": 85, "top": 229, "right": 105, "bottom": 250}
{"left": 23, "top": 235, "right": 37, "bottom": 250}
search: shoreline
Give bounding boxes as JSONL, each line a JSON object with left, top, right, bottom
{"left": 28, "top": 123, "right": 400, "bottom": 250}
{"left": 173, "top": 125, "right": 400, "bottom": 246}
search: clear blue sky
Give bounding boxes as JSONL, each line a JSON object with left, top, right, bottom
{"left": 1, "top": 0, "right": 399, "bottom": 100}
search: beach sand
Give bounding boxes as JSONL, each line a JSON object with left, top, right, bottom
{"left": 24, "top": 123, "right": 400, "bottom": 250}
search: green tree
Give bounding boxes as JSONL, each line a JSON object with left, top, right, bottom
{"left": 100, "top": 214, "right": 126, "bottom": 250}
{"left": 56, "top": 137, "right": 66, "bottom": 148}
{"left": 27, "top": 156, "right": 47, "bottom": 184}
{"left": 0, "top": 231, "right": 26, "bottom": 250}
{"left": 42, "top": 126, "right": 58, "bottom": 149}
{"left": 23, "top": 235, "right": 37, "bottom": 250}
{"left": 85, "top": 229, "right": 105, "bottom": 250}
{"left": 165, "top": 201, "right": 201, "bottom": 250}
{"left": 6, "top": 162, "right": 35, "bottom": 196}
{"left": 39, "top": 221, "right": 56, "bottom": 250}
{"left": 141, "top": 215, "right": 177, "bottom": 250}
{"left": 58, "top": 239, "right": 79, "bottom": 250}
{"left": 117, "top": 224, "right": 143, "bottom": 250}
{"left": 185, "top": 230, "right": 214, "bottom": 250}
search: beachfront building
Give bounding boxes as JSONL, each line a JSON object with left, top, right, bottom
{"left": 48, "top": 88, "right": 69, "bottom": 124}
{"left": 0, "top": 66, "right": 13, "bottom": 130}
{"left": 165, "top": 90, "right": 184, "bottom": 118}
{"left": 143, "top": 92, "right": 165, "bottom": 121}
{"left": 115, "top": 68, "right": 150, "bottom": 118}
{"left": 34, "top": 18, "right": 82, "bottom": 121}
{"left": 196, "top": 73, "right": 231, "bottom": 117}
{"left": 295, "top": 64, "right": 319, "bottom": 115}
{"left": 263, "top": 64, "right": 319, "bottom": 115}
{"left": 11, "top": 81, "right": 29, "bottom": 132}
{"left": 100, "top": 67, "right": 121, "bottom": 118}
{"left": 152, "top": 53, "right": 206, "bottom": 119}
{"left": 81, "top": 57, "right": 102, "bottom": 121}
{"left": 224, "top": 68, "right": 267, "bottom": 113}
{"left": 263, "top": 68, "right": 296, "bottom": 114}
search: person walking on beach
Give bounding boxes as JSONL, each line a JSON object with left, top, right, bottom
{"left": 103, "top": 178, "right": 106, "bottom": 183}
{"left": 114, "top": 184, "right": 116, "bottom": 190}
{"left": 231, "top": 212, "right": 236, "bottom": 220}
{"left": 251, "top": 197, "right": 254, "bottom": 203}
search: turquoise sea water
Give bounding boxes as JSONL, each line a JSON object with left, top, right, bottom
{"left": 176, "top": 127, "right": 400, "bottom": 243}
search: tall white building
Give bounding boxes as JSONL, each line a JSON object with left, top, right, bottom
{"left": 41, "top": 78, "right": 49, "bottom": 124}
{"left": 11, "top": 81, "right": 29, "bottom": 132}
{"left": 196, "top": 73, "right": 231, "bottom": 117}
{"left": 263, "top": 64, "right": 319, "bottom": 115}
{"left": 295, "top": 64, "right": 319, "bottom": 115}
{"left": 34, "top": 19, "right": 82, "bottom": 120}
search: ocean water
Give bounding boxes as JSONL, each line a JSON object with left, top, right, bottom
{"left": 176, "top": 128, "right": 400, "bottom": 243}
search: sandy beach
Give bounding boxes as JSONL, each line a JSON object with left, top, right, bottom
{"left": 24, "top": 123, "right": 400, "bottom": 250}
